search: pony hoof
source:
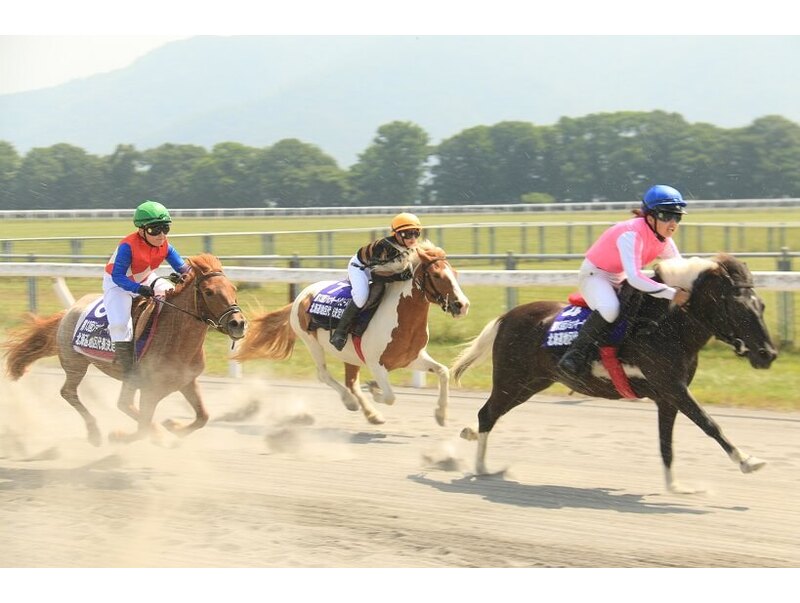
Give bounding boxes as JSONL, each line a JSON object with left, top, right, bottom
{"left": 367, "top": 414, "right": 386, "bottom": 425}
{"left": 668, "top": 482, "right": 704, "bottom": 495}
{"left": 460, "top": 427, "right": 477, "bottom": 441}
{"left": 87, "top": 429, "right": 102, "bottom": 447}
{"left": 435, "top": 410, "right": 446, "bottom": 427}
{"left": 741, "top": 456, "right": 766, "bottom": 473}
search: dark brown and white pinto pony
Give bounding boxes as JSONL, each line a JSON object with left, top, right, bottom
{"left": 234, "top": 241, "right": 470, "bottom": 425}
{"left": 3, "top": 254, "right": 246, "bottom": 445}
{"left": 452, "top": 254, "right": 778, "bottom": 493}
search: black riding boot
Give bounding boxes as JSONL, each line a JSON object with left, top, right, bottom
{"left": 557, "top": 310, "right": 612, "bottom": 377}
{"left": 114, "top": 340, "right": 136, "bottom": 380}
{"left": 330, "top": 300, "right": 361, "bottom": 351}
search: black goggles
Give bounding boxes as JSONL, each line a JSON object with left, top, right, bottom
{"left": 398, "top": 229, "right": 421, "bottom": 240}
{"left": 654, "top": 210, "right": 683, "bottom": 224}
{"left": 144, "top": 223, "right": 171, "bottom": 236}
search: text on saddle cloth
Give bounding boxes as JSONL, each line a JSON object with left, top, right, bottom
{"left": 307, "top": 281, "right": 375, "bottom": 331}
{"left": 543, "top": 304, "right": 627, "bottom": 349}
{"left": 71, "top": 297, "right": 159, "bottom": 362}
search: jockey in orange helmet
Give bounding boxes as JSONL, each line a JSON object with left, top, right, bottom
{"left": 329, "top": 212, "right": 423, "bottom": 351}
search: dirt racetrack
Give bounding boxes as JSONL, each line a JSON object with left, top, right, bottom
{"left": 1, "top": 367, "right": 799, "bottom": 568}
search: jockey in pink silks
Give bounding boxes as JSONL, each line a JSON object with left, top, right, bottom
{"left": 557, "top": 185, "right": 692, "bottom": 377}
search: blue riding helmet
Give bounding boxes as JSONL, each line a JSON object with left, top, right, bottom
{"left": 642, "top": 185, "right": 687, "bottom": 214}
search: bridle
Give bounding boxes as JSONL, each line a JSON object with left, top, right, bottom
{"left": 153, "top": 270, "right": 242, "bottom": 337}
{"left": 412, "top": 257, "right": 455, "bottom": 313}
{"left": 680, "top": 270, "right": 757, "bottom": 357}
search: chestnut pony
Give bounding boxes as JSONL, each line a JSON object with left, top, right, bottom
{"left": 452, "top": 254, "right": 777, "bottom": 493}
{"left": 4, "top": 254, "right": 246, "bottom": 445}
{"left": 235, "top": 241, "right": 470, "bottom": 425}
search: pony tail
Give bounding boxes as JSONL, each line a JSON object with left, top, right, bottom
{"left": 232, "top": 304, "right": 296, "bottom": 361}
{"left": 2, "top": 311, "right": 66, "bottom": 380}
{"left": 450, "top": 317, "right": 501, "bottom": 385}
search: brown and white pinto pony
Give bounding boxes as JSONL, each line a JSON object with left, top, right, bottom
{"left": 235, "top": 241, "right": 470, "bottom": 425}
{"left": 452, "top": 254, "right": 777, "bottom": 493}
{"left": 3, "top": 254, "right": 246, "bottom": 445}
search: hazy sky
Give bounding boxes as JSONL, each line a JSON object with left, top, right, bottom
{"left": 1, "top": 2, "right": 792, "bottom": 96}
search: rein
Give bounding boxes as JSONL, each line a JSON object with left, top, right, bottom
{"left": 152, "top": 271, "right": 242, "bottom": 336}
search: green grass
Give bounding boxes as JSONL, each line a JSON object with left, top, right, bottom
{"left": 2, "top": 209, "right": 798, "bottom": 411}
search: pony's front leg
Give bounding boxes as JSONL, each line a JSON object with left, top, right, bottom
{"left": 408, "top": 350, "right": 449, "bottom": 426}
{"left": 162, "top": 379, "right": 209, "bottom": 437}
{"left": 116, "top": 380, "right": 139, "bottom": 422}
{"left": 109, "top": 389, "right": 164, "bottom": 443}
{"left": 346, "top": 363, "right": 385, "bottom": 425}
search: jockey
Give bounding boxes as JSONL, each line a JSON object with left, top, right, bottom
{"left": 103, "top": 200, "right": 189, "bottom": 380}
{"left": 557, "top": 185, "right": 692, "bottom": 377}
{"left": 329, "top": 212, "right": 423, "bottom": 351}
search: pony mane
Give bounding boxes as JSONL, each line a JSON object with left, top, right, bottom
{"left": 166, "top": 253, "right": 224, "bottom": 299}
{"left": 655, "top": 256, "right": 719, "bottom": 291}
{"left": 415, "top": 240, "right": 446, "bottom": 264}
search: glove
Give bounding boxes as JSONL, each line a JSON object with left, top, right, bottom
{"left": 168, "top": 272, "right": 185, "bottom": 284}
{"left": 397, "top": 267, "right": 413, "bottom": 281}
{"left": 137, "top": 284, "right": 154, "bottom": 298}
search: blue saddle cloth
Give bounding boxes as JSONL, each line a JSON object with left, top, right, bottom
{"left": 71, "top": 297, "right": 153, "bottom": 361}
{"left": 543, "top": 305, "right": 626, "bottom": 349}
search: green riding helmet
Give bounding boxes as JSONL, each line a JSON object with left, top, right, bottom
{"left": 133, "top": 200, "right": 172, "bottom": 227}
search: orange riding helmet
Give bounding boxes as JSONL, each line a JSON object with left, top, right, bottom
{"left": 390, "top": 212, "right": 422, "bottom": 233}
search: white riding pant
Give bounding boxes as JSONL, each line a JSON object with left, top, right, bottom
{"left": 577, "top": 258, "right": 623, "bottom": 323}
{"left": 102, "top": 273, "right": 173, "bottom": 342}
{"left": 347, "top": 255, "right": 370, "bottom": 308}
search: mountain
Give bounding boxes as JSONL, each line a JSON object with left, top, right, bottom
{"left": 2, "top": 35, "right": 799, "bottom": 168}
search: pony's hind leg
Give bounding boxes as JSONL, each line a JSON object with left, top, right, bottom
{"left": 461, "top": 376, "right": 553, "bottom": 475}
{"left": 300, "top": 332, "right": 361, "bottom": 412}
{"left": 59, "top": 359, "right": 102, "bottom": 446}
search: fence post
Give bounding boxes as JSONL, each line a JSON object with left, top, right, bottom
{"left": 505, "top": 251, "right": 518, "bottom": 310}
{"left": 71, "top": 238, "right": 83, "bottom": 260}
{"left": 261, "top": 233, "right": 274, "bottom": 256}
{"left": 289, "top": 254, "right": 300, "bottom": 302}
{"left": 776, "top": 247, "right": 794, "bottom": 348}
{"left": 203, "top": 234, "right": 213, "bottom": 254}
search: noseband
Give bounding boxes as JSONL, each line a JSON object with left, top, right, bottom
{"left": 413, "top": 257, "right": 455, "bottom": 313}
{"left": 155, "top": 270, "right": 242, "bottom": 336}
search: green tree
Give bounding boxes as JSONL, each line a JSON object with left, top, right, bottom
{"left": 12, "top": 144, "right": 106, "bottom": 209}
{"left": 256, "top": 139, "right": 348, "bottom": 207}
{"left": 430, "top": 126, "right": 497, "bottom": 204}
{"left": 104, "top": 144, "right": 146, "bottom": 208}
{"left": 188, "top": 142, "right": 262, "bottom": 207}
{"left": 0, "top": 141, "right": 21, "bottom": 209}
{"left": 139, "top": 144, "right": 208, "bottom": 208}
{"left": 349, "top": 121, "right": 430, "bottom": 206}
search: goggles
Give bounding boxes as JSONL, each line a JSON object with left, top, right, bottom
{"left": 144, "top": 223, "right": 171, "bottom": 236}
{"left": 654, "top": 210, "right": 683, "bottom": 224}
{"left": 398, "top": 229, "right": 421, "bottom": 240}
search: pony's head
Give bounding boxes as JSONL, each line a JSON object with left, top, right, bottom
{"left": 657, "top": 254, "right": 777, "bottom": 368}
{"left": 170, "top": 254, "right": 247, "bottom": 340}
{"left": 408, "top": 242, "right": 470, "bottom": 317}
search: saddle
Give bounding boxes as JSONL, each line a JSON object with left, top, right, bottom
{"left": 548, "top": 282, "right": 645, "bottom": 399}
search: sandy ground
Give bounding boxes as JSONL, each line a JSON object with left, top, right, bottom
{"left": 1, "top": 366, "right": 799, "bottom": 569}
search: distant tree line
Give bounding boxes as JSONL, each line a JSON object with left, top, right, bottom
{"left": 1, "top": 111, "right": 799, "bottom": 210}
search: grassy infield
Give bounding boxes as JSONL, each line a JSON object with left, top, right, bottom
{"left": 1, "top": 208, "right": 798, "bottom": 411}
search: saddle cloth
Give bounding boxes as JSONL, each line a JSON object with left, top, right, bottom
{"left": 307, "top": 281, "right": 374, "bottom": 333}
{"left": 71, "top": 297, "right": 158, "bottom": 363}
{"left": 543, "top": 294, "right": 626, "bottom": 349}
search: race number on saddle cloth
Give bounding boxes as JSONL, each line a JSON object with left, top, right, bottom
{"left": 307, "top": 282, "right": 375, "bottom": 333}
{"left": 545, "top": 294, "right": 637, "bottom": 398}
{"left": 71, "top": 297, "right": 159, "bottom": 362}
{"left": 544, "top": 294, "right": 627, "bottom": 349}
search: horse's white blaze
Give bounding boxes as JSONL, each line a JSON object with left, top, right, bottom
{"left": 441, "top": 264, "right": 470, "bottom": 317}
